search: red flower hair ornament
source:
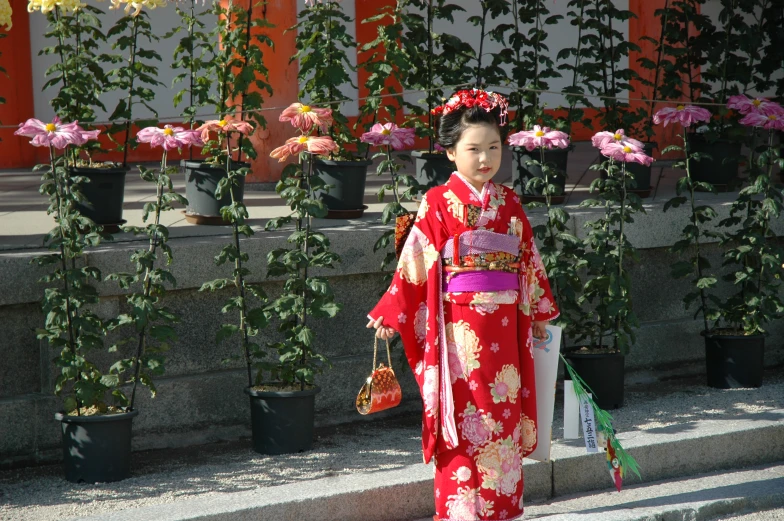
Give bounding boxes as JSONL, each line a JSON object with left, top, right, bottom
{"left": 431, "top": 88, "right": 509, "bottom": 126}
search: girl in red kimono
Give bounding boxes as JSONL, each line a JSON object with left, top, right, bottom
{"left": 367, "top": 89, "right": 559, "bottom": 521}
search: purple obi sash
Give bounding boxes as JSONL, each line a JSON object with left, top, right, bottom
{"left": 443, "top": 271, "right": 519, "bottom": 293}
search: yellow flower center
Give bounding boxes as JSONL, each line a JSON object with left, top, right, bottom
{"left": 300, "top": 105, "right": 312, "bottom": 113}
{"left": 769, "top": 115, "right": 778, "bottom": 121}
{"left": 45, "top": 123, "right": 57, "bottom": 132}
{"left": 381, "top": 129, "right": 392, "bottom": 135}
{"left": 613, "top": 133, "right": 622, "bottom": 140}
{"left": 535, "top": 130, "right": 544, "bottom": 137}
{"left": 676, "top": 105, "right": 685, "bottom": 111}
{"left": 218, "top": 119, "right": 228, "bottom": 127}
{"left": 298, "top": 136, "right": 309, "bottom": 144}
{"left": 163, "top": 128, "right": 174, "bottom": 136}
{"left": 753, "top": 99, "right": 761, "bottom": 106}
{"left": 623, "top": 146, "right": 632, "bottom": 153}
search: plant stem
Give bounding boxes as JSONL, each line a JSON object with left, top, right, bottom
{"left": 51, "top": 146, "right": 82, "bottom": 416}
{"left": 684, "top": 4, "right": 695, "bottom": 102}
{"left": 237, "top": 0, "right": 254, "bottom": 163}
{"left": 387, "top": 146, "right": 401, "bottom": 205}
{"left": 684, "top": 132, "right": 710, "bottom": 333}
{"left": 226, "top": 136, "right": 252, "bottom": 388}
{"left": 300, "top": 156, "right": 315, "bottom": 392}
{"left": 532, "top": 2, "right": 542, "bottom": 123}
{"left": 541, "top": 147, "right": 562, "bottom": 303}
{"left": 426, "top": 0, "right": 434, "bottom": 152}
{"left": 475, "top": 1, "right": 487, "bottom": 87}
{"left": 615, "top": 160, "right": 627, "bottom": 350}
{"left": 717, "top": 0, "right": 735, "bottom": 105}
{"left": 187, "top": 0, "right": 196, "bottom": 159}
{"left": 129, "top": 151, "right": 167, "bottom": 410}
{"left": 566, "top": 0, "right": 587, "bottom": 128}
{"left": 756, "top": 130, "right": 775, "bottom": 299}
{"left": 512, "top": 0, "right": 523, "bottom": 131}
{"left": 122, "top": 16, "right": 140, "bottom": 168}
{"left": 647, "top": 0, "right": 669, "bottom": 128}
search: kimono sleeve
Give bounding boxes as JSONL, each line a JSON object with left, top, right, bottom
{"left": 367, "top": 193, "right": 449, "bottom": 376}
{"left": 517, "top": 208, "right": 560, "bottom": 323}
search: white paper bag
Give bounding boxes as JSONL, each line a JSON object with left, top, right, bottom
{"left": 526, "top": 325, "right": 562, "bottom": 462}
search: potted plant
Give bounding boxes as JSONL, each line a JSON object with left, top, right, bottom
{"left": 291, "top": 0, "right": 371, "bottom": 216}
{"left": 15, "top": 120, "right": 145, "bottom": 483}
{"left": 398, "top": 0, "right": 473, "bottom": 188}
{"left": 708, "top": 99, "right": 784, "bottom": 388}
{"left": 568, "top": 129, "right": 652, "bottom": 409}
{"left": 261, "top": 104, "right": 342, "bottom": 454}
{"left": 183, "top": 0, "right": 273, "bottom": 223}
{"left": 499, "top": 0, "right": 569, "bottom": 202}
{"left": 507, "top": 125, "right": 585, "bottom": 350}
{"left": 198, "top": 117, "right": 276, "bottom": 452}
{"left": 653, "top": 0, "right": 744, "bottom": 189}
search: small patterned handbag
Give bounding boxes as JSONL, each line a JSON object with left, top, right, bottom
{"left": 356, "top": 337, "right": 403, "bottom": 415}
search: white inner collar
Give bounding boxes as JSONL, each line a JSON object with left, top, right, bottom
{"left": 454, "top": 172, "right": 487, "bottom": 203}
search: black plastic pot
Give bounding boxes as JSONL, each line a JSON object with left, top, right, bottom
{"left": 313, "top": 158, "right": 371, "bottom": 218}
{"left": 70, "top": 166, "right": 129, "bottom": 226}
{"left": 245, "top": 385, "right": 320, "bottom": 455}
{"left": 54, "top": 408, "right": 139, "bottom": 483}
{"left": 411, "top": 150, "right": 455, "bottom": 188}
{"left": 625, "top": 142, "right": 656, "bottom": 196}
{"left": 563, "top": 348, "right": 625, "bottom": 409}
{"left": 703, "top": 330, "right": 764, "bottom": 388}
{"left": 689, "top": 135, "right": 741, "bottom": 187}
{"left": 511, "top": 146, "right": 569, "bottom": 201}
{"left": 183, "top": 160, "right": 247, "bottom": 221}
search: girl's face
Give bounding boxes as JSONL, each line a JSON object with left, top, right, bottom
{"left": 446, "top": 123, "right": 503, "bottom": 191}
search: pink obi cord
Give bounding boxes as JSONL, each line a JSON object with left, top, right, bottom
{"left": 443, "top": 271, "right": 519, "bottom": 293}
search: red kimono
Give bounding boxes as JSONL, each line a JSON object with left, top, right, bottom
{"left": 369, "top": 173, "right": 559, "bottom": 521}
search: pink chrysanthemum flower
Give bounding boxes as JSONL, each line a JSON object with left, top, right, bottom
{"left": 738, "top": 112, "right": 784, "bottom": 131}
{"left": 507, "top": 125, "right": 570, "bottom": 151}
{"left": 14, "top": 117, "right": 96, "bottom": 149}
{"left": 600, "top": 142, "right": 654, "bottom": 166}
{"left": 652, "top": 105, "right": 712, "bottom": 127}
{"left": 360, "top": 123, "right": 416, "bottom": 151}
{"left": 197, "top": 119, "right": 254, "bottom": 142}
{"left": 279, "top": 102, "right": 334, "bottom": 133}
{"left": 591, "top": 129, "right": 644, "bottom": 151}
{"left": 137, "top": 125, "right": 203, "bottom": 151}
{"left": 726, "top": 95, "right": 784, "bottom": 116}
{"left": 269, "top": 135, "right": 339, "bottom": 162}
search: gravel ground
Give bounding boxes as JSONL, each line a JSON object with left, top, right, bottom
{"left": 1, "top": 370, "right": 782, "bottom": 521}
{"left": 710, "top": 507, "right": 784, "bottom": 520}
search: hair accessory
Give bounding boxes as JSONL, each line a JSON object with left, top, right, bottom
{"left": 431, "top": 88, "right": 509, "bottom": 126}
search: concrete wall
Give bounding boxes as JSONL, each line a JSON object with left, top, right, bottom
{"left": 1, "top": 193, "right": 784, "bottom": 467}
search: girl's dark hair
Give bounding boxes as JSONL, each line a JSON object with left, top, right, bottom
{"left": 436, "top": 102, "right": 505, "bottom": 149}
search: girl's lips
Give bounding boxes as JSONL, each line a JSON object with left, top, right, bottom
{"left": 479, "top": 167, "right": 491, "bottom": 173}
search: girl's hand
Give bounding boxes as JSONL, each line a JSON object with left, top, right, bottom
{"left": 532, "top": 320, "right": 549, "bottom": 340}
{"left": 366, "top": 316, "right": 397, "bottom": 340}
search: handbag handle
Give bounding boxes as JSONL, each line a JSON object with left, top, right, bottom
{"left": 372, "top": 336, "right": 393, "bottom": 371}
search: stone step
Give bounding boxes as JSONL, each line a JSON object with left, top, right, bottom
{"left": 412, "top": 462, "right": 784, "bottom": 521}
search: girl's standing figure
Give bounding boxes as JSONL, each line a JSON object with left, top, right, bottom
{"left": 367, "top": 89, "right": 559, "bottom": 521}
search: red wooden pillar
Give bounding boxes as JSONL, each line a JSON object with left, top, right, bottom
{"left": 0, "top": 0, "right": 37, "bottom": 168}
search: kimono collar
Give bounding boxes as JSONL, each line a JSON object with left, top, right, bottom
{"left": 446, "top": 172, "right": 493, "bottom": 210}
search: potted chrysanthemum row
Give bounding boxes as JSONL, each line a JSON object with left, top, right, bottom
{"left": 659, "top": 96, "right": 784, "bottom": 389}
